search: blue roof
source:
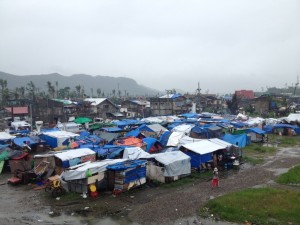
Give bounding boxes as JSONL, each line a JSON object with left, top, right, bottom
{"left": 245, "top": 127, "right": 266, "bottom": 135}
{"left": 125, "top": 129, "right": 141, "bottom": 137}
{"left": 107, "top": 160, "right": 147, "bottom": 171}
{"left": 13, "top": 137, "right": 37, "bottom": 147}
{"left": 181, "top": 113, "right": 199, "bottom": 118}
{"left": 101, "top": 127, "right": 123, "bottom": 132}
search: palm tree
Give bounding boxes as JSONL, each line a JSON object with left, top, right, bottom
{"left": 26, "top": 81, "right": 36, "bottom": 101}
{"left": 75, "top": 85, "right": 81, "bottom": 98}
{"left": 46, "top": 81, "right": 55, "bottom": 98}
{"left": 97, "top": 88, "right": 101, "bottom": 97}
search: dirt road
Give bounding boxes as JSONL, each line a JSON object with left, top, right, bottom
{"left": 0, "top": 146, "right": 299, "bottom": 225}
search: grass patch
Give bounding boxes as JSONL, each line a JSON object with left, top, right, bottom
{"left": 276, "top": 136, "right": 300, "bottom": 147}
{"left": 201, "top": 187, "right": 300, "bottom": 225}
{"left": 243, "top": 144, "right": 276, "bottom": 154}
{"left": 276, "top": 164, "right": 300, "bottom": 185}
{"left": 242, "top": 155, "right": 264, "bottom": 165}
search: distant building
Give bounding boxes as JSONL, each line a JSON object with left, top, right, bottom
{"left": 235, "top": 90, "right": 255, "bottom": 99}
{"left": 150, "top": 93, "right": 189, "bottom": 116}
{"left": 84, "top": 98, "right": 119, "bottom": 119}
{"left": 121, "top": 100, "right": 150, "bottom": 118}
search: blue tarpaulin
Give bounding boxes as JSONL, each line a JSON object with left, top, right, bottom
{"left": 159, "top": 131, "right": 171, "bottom": 147}
{"left": 222, "top": 134, "right": 248, "bottom": 148}
{"left": 95, "top": 145, "right": 125, "bottom": 159}
{"left": 142, "top": 137, "right": 162, "bottom": 153}
{"left": 13, "top": 137, "right": 37, "bottom": 146}
{"left": 101, "top": 127, "right": 123, "bottom": 132}
{"left": 181, "top": 113, "right": 199, "bottom": 118}
{"left": 125, "top": 129, "right": 141, "bottom": 137}
{"left": 245, "top": 127, "right": 266, "bottom": 135}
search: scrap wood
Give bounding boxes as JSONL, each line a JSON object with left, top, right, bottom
{"left": 33, "top": 185, "right": 46, "bottom": 190}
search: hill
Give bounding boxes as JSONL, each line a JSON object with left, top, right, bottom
{"left": 0, "top": 71, "right": 162, "bottom": 97}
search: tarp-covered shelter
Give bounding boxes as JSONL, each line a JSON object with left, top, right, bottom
{"left": 60, "top": 159, "right": 127, "bottom": 193}
{"left": 54, "top": 148, "right": 96, "bottom": 170}
{"left": 138, "top": 123, "right": 168, "bottom": 137}
{"left": 166, "top": 132, "right": 186, "bottom": 147}
{"left": 94, "top": 145, "right": 125, "bottom": 159}
{"left": 222, "top": 134, "right": 248, "bottom": 148}
{"left": 180, "top": 139, "right": 229, "bottom": 168}
{"left": 106, "top": 160, "right": 147, "bottom": 191}
{"left": 93, "top": 131, "right": 119, "bottom": 145}
{"left": 41, "top": 131, "right": 79, "bottom": 148}
{"left": 115, "top": 136, "right": 146, "bottom": 149}
{"left": 245, "top": 127, "right": 266, "bottom": 142}
{"left": 142, "top": 137, "right": 163, "bottom": 153}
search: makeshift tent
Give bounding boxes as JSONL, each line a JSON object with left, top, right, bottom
{"left": 166, "top": 132, "right": 186, "bottom": 147}
{"left": 41, "top": 131, "right": 79, "bottom": 148}
{"left": 13, "top": 137, "right": 38, "bottom": 147}
{"left": 60, "top": 159, "right": 127, "bottom": 193}
{"left": 93, "top": 131, "right": 119, "bottom": 144}
{"left": 54, "top": 148, "right": 96, "bottom": 169}
{"left": 159, "top": 131, "right": 171, "bottom": 147}
{"left": 95, "top": 145, "right": 125, "bottom": 159}
{"left": 115, "top": 136, "right": 146, "bottom": 148}
{"left": 180, "top": 113, "right": 199, "bottom": 118}
{"left": 106, "top": 160, "right": 147, "bottom": 191}
{"left": 139, "top": 124, "right": 168, "bottom": 137}
{"left": 142, "top": 137, "right": 163, "bottom": 153}
{"left": 125, "top": 129, "right": 145, "bottom": 138}
{"left": 180, "top": 139, "right": 228, "bottom": 168}
{"left": 178, "top": 136, "right": 201, "bottom": 147}
{"left": 222, "top": 134, "right": 248, "bottom": 148}
{"left": 245, "top": 127, "right": 266, "bottom": 142}
{"left": 171, "top": 124, "right": 195, "bottom": 134}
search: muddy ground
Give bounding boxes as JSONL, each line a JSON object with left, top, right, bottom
{"left": 0, "top": 146, "right": 300, "bottom": 225}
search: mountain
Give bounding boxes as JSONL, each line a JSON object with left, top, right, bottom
{"left": 0, "top": 71, "right": 162, "bottom": 96}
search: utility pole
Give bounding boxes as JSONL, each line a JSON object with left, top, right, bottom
{"left": 294, "top": 75, "right": 299, "bottom": 96}
{"left": 196, "top": 82, "right": 201, "bottom": 113}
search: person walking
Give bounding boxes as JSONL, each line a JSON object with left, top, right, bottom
{"left": 211, "top": 167, "right": 219, "bottom": 190}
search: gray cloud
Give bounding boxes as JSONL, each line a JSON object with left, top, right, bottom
{"left": 0, "top": 0, "right": 299, "bottom": 94}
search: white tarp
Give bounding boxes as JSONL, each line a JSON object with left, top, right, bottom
{"left": 147, "top": 124, "right": 168, "bottom": 134}
{"left": 151, "top": 151, "right": 191, "bottom": 176}
{"left": 236, "top": 113, "right": 248, "bottom": 120}
{"left": 209, "top": 138, "right": 233, "bottom": 148}
{"left": 246, "top": 117, "right": 265, "bottom": 126}
{"left": 42, "top": 130, "right": 79, "bottom": 147}
{"left": 182, "top": 139, "right": 226, "bottom": 155}
{"left": 42, "top": 130, "right": 79, "bottom": 138}
{"left": 123, "top": 147, "right": 151, "bottom": 160}
{"left": 171, "top": 124, "right": 195, "bottom": 133}
{"left": 282, "top": 113, "right": 300, "bottom": 123}
{"left": 167, "top": 132, "right": 186, "bottom": 146}
{"left": 122, "top": 147, "right": 191, "bottom": 177}
{"left": 141, "top": 117, "right": 164, "bottom": 124}
{"left": 54, "top": 148, "right": 95, "bottom": 161}
{"left": 0, "top": 132, "right": 16, "bottom": 140}
{"left": 178, "top": 136, "right": 202, "bottom": 147}
{"left": 61, "top": 159, "right": 126, "bottom": 181}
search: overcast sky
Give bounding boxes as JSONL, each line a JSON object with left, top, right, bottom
{"left": 0, "top": 0, "right": 299, "bottom": 94}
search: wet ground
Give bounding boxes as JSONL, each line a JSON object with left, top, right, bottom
{"left": 0, "top": 146, "right": 300, "bottom": 225}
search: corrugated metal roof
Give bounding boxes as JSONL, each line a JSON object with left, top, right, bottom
{"left": 5, "top": 107, "right": 28, "bottom": 114}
